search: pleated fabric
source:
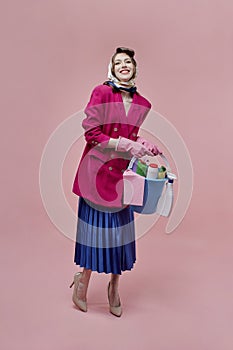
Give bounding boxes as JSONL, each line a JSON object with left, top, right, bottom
{"left": 74, "top": 197, "right": 136, "bottom": 274}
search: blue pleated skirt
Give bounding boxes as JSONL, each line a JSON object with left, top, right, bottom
{"left": 74, "top": 197, "right": 136, "bottom": 274}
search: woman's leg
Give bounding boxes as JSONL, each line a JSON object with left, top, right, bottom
{"left": 109, "top": 273, "right": 121, "bottom": 307}
{"left": 77, "top": 268, "right": 92, "bottom": 301}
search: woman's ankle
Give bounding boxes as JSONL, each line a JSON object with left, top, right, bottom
{"left": 80, "top": 269, "right": 92, "bottom": 284}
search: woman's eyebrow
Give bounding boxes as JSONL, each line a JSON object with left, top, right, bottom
{"left": 114, "top": 58, "right": 131, "bottom": 63}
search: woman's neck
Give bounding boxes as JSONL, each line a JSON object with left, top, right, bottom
{"left": 121, "top": 90, "right": 132, "bottom": 99}
{"left": 121, "top": 90, "right": 133, "bottom": 115}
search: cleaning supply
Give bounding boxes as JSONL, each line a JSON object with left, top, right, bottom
{"left": 123, "top": 169, "right": 145, "bottom": 206}
{"left": 157, "top": 166, "right": 166, "bottom": 179}
{"left": 124, "top": 154, "right": 177, "bottom": 216}
{"left": 156, "top": 178, "right": 174, "bottom": 216}
{"left": 146, "top": 163, "right": 158, "bottom": 179}
{"left": 136, "top": 160, "right": 148, "bottom": 177}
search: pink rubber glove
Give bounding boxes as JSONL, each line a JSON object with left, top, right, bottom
{"left": 116, "top": 137, "right": 154, "bottom": 158}
{"left": 137, "top": 136, "right": 162, "bottom": 155}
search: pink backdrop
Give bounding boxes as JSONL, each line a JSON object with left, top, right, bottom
{"left": 1, "top": 1, "right": 233, "bottom": 349}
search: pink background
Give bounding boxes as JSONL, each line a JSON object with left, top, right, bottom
{"left": 1, "top": 1, "right": 233, "bottom": 349}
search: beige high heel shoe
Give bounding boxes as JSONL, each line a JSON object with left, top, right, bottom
{"left": 107, "top": 282, "right": 122, "bottom": 317}
{"left": 69, "top": 272, "right": 87, "bottom": 312}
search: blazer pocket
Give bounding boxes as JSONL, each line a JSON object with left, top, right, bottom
{"left": 87, "top": 147, "right": 112, "bottom": 164}
{"left": 96, "top": 162, "right": 123, "bottom": 203}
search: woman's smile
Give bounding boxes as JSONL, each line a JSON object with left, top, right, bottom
{"left": 120, "top": 69, "right": 130, "bottom": 74}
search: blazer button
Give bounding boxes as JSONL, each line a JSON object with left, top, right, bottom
{"left": 110, "top": 154, "right": 115, "bottom": 158}
{"left": 113, "top": 127, "right": 118, "bottom": 131}
{"left": 121, "top": 169, "right": 125, "bottom": 173}
{"left": 109, "top": 166, "right": 113, "bottom": 171}
{"left": 132, "top": 133, "right": 137, "bottom": 137}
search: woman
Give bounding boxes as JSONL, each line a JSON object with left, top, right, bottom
{"left": 70, "top": 47, "right": 161, "bottom": 317}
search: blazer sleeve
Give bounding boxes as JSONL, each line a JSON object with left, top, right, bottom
{"left": 82, "top": 85, "right": 110, "bottom": 150}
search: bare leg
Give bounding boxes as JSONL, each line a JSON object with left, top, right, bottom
{"left": 109, "top": 273, "right": 121, "bottom": 307}
{"left": 76, "top": 268, "right": 92, "bottom": 302}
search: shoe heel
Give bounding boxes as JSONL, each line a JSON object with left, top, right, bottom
{"left": 69, "top": 272, "right": 81, "bottom": 288}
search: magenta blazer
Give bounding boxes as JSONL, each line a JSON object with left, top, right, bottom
{"left": 72, "top": 84, "right": 151, "bottom": 207}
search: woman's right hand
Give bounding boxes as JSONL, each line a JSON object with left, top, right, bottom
{"left": 137, "top": 136, "right": 162, "bottom": 155}
{"left": 116, "top": 137, "right": 153, "bottom": 158}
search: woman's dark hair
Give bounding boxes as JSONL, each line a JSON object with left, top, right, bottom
{"left": 103, "top": 47, "right": 138, "bottom": 95}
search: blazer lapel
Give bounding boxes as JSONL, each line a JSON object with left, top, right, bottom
{"left": 115, "top": 92, "right": 143, "bottom": 132}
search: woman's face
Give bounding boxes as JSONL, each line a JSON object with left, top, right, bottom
{"left": 113, "top": 53, "right": 135, "bottom": 82}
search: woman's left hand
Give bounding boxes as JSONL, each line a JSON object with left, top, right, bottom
{"left": 137, "top": 136, "right": 162, "bottom": 155}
